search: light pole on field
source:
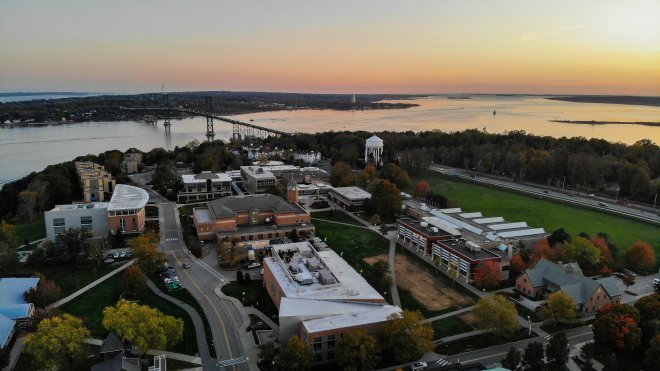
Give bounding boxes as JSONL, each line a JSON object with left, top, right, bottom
{"left": 528, "top": 315, "right": 531, "bottom": 336}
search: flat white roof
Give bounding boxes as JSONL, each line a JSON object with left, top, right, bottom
{"left": 440, "top": 208, "right": 462, "bottom": 213}
{"left": 489, "top": 222, "right": 528, "bottom": 230}
{"left": 473, "top": 217, "right": 505, "bottom": 224}
{"left": 107, "top": 184, "right": 149, "bottom": 211}
{"left": 498, "top": 228, "right": 546, "bottom": 238}
{"left": 193, "top": 208, "right": 213, "bottom": 224}
{"left": 459, "top": 212, "right": 483, "bottom": 218}
{"left": 240, "top": 166, "right": 276, "bottom": 179}
{"left": 181, "top": 173, "right": 232, "bottom": 184}
{"left": 50, "top": 202, "right": 109, "bottom": 212}
{"left": 329, "top": 186, "right": 371, "bottom": 200}
{"left": 265, "top": 242, "right": 383, "bottom": 302}
{"left": 302, "top": 304, "right": 401, "bottom": 333}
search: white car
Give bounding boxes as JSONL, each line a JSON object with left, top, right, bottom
{"left": 112, "top": 252, "right": 120, "bottom": 259}
{"left": 411, "top": 362, "right": 428, "bottom": 371}
{"left": 119, "top": 251, "right": 127, "bottom": 258}
{"left": 247, "top": 262, "right": 261, "bottom": 269}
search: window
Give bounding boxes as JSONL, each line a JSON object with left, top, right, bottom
{"left": 313, "top": 337, "right": 323, "bottom": 362}
{"left": 120, "top": 218, "right": 126, "bottom": 232}
{"left": 80, "top": 216, "right": 93, "bottom": 231}
{"left": 53, "top": 218, "right": 66, "bottom": 234}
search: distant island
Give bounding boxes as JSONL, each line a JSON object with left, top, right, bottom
{"left": 550, "top": 120, "right": 660, "bottom": 127}
{"left": 447, "top": 96, "right": 472, "bottom": 100}
{"left": 547, "top": 95, "right": 660, "bottom": 107}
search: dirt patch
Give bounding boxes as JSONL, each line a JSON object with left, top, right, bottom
{"left": 394, "top": 254, "right": 474, "bottom": 311}
{"left": 363, "top": 255, "right": 388, "bottom": 265}
{"left": 458, "top": 311, "right": 477, "bottom": 326}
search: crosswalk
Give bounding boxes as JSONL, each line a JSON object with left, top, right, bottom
{"left": 436, "top": 358, "right": 452, "bottom": 366}
{"left": 189, "top": 252, "right": 229, "bottom": 283}
{"left": 217, "top": 356, "right": 246, "bottom": 368}
{"left": 165, "top": 237, "right": 179, "bottom": 241}
{"left": 544, "top": 334, "right": 553, "bottom": 340}
{"left": 221, "top": 298, "right": 243, "bottom": 328}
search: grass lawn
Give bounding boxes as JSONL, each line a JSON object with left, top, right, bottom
{"left": 439, "top": 328, "right": 533, "bottom": 355}
{"left": 178, "top": 203, "right": 207, "bottom": 217}
{"left": 221, "top": 281, "right": 279, "bottom": 322}
{"left": 145, "top": 205, "right": 159, "bottom": 218}
{"left": 311, "top": 210, "right": 363, "bottom": 225}
{"left": 14, "top": 217, "right": 46, "bottom": 244}
{"left": 15, "top": 345, "right": 101, "bottom": 371}
{"left": 431, "top": 315, "right": 475, "bottom": 340}
{"left": 61, "top": 273, "right": 199, "bottom": 356}
{"left": 31, "top": 263, "right": 118, "bottom": 298}
{"left": 422, "top": 174, "right": 660, "bottom": 255}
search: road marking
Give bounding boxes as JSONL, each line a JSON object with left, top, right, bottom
{"left": 217, "top": 356, "right": 246, "bottom": 367}
{"left": 171, "top": 252, "right": 237, "bottom": 370}
{"left": 436, "top": 358, "right": 451, "bottom": 366}
{"left": 544, "top": 335, "right": 552, "bottom": 340}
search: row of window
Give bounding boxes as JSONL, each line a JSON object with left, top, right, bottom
{"left": 109, "top": 209, "right": 140, "bottom": 216}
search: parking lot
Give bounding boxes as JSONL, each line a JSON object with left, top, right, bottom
{"left": 614, "top": 271, "right": 660, "bottom": 303}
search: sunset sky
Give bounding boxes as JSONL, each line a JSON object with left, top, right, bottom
{"left": 1, "top": 0, "right": 659, "bottom": 95}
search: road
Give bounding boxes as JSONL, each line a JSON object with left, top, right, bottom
{"left": 142, "top": 185, "right": 250, "bottom": 371}
{"left": 429, "top": 164, "right": 660, "bottom": 225}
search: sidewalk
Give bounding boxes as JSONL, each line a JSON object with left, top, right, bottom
{"left": 1, "top": 334, "right": 25, "bottom": 371}
{"left": 421, "top": 306, "right": 475, "bottom": 324}
{"left": 387, "top": 237, "right": 401, "bottom": 307}
{"left": 83, "top": 338, "right": 203, "bottom": 365}
{"left": 47, "top": 259, "right": 136, "bottom": 309}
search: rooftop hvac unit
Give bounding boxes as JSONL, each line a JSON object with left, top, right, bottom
{"left": 431, "top": 227, "right": 439, "bottom": 233}
{"left": 420, "top": 222, "right": 429, "bottom": 227}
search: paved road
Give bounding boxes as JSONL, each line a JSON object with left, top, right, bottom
{"left": 430, "top": 164, "right": 660, "bottom": 225}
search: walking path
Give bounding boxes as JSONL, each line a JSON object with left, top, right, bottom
{"left": 387, "top": 237, "right": 401, "bottom": 307}
{"left": 310, "top": 218, "right": 373, "bottom": 230}
{"left": 243, "top": 307, "right": 280, "bottom": 334}
{"left": 83, "top": 338, "right": 203, "bottom": 365}
{"left": 421, "top": 306, "right": 475, "bottom": 324}
{"left": 436, "top": 329, "right": 490, "bottom": 344}
{"left": 145, "top": 278, "right": 213, "bottom": 365}
{"left": 47, "top": 259, "right": 136, "bottom": 309}
{"left": 2, "top": 335, "right": 24, "bottom": 371}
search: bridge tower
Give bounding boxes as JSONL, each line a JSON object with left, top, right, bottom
{"left": 205, "top": 96, "right": 215, "bottom": 142}
{"left": 162, "top": 93, "right": 171, "bottom": 133}
{"left": 232, "top": 123, "right": 241, "bottom": 141}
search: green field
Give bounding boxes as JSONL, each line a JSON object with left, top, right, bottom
{"left": 311, "top": 210, "right": 363, "bottom": 225}
{"left": 61, "top": 273, "right": 199, "bottom": 355}
{"left": 14, "top": 217, "right": 46, "bottom": 244}
{"left": 431, "top": 315, "right": 474, "bottom": 340}
{"left": 221, "top": 281, "right": 279, "bottom": 321}
{"left": 422, "top": 174, "right": 660, "bottom": 255}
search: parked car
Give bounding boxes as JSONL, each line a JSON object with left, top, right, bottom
{"left": 247, "top": 262, "right": 261, "bottom": 269}
{"left": 113, "top": 252, "right": 120, "bottom": 259}
{"left": 119, "top": 251, "right": 127, "bottom": 258}
{"left": 622, "top": 269, "right": 637, "bottom": 277}
{"left": 613, "top": 272, "right": 626, "bottom": 278}
{"left": 183, "top": 263, "right": 191, "bottom": 269}
{"left": 411, "top": 362, "right": 428, "bottom": 371}
{"left": 598, "top": 202, "right": 608, "bottom": 207}
{"left": 652, "top": 278, "right": 659, "bottom": 287}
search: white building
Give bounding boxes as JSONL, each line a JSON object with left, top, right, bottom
{"left": 44, "top": 203, "right": 110, "bottom": 241}
{"left": 240, "top": 166, "right": 277, "bottom": 194}
{"left": 364, "top": 135, "right": 384, "bottom": 165}
{"left": 178, "top": 171, "right": 233, "bottom": 203}
{"left": 327, "top": 186, "right": 371, "bottom": 210}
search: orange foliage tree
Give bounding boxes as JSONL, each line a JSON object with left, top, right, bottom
{"left": 473, "top": 260, "right": 501, "bottom": 289}
{"left": 414, "top": 180, "right": 431, "bottom": 198}
{"left": 593, "top": 303, "right": 641, "bottom": 352}
{"left": 532, "top": 239, "right": 554, "bottom": 263}
{"left": 510, "top": 255, "right": 528, "bottom": 275}
{"left": 590, "top": 237, "right": 614, "bottom": 266}
{"left": 625, "top": 241, "right": 656, "bottom": 273}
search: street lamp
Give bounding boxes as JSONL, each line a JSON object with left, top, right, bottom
{"left": 242, "top": 291, "right": 245, "bottom": 304}
{"left": 527, "top": 315, "right": 531, "bottom": 336}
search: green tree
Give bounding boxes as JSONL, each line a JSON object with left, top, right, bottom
{"left": 634, "top": 293, "right": 660, "bottom": 344}
{"left": 54, "top": 228, "right": 89, "bottom": 265}
{"left": 578, "top": 342, "right": 596, "bottom": 371}
{"left": 278, "top": 335, "right": 313, "bottom": 371}
{"left": 336, "top": 328, "right": 381, "bottom": 371}
{"left": 473, "top": 295, "right": 519, "bottom": 337}
{"left": 370, "top": 214, "right": 381, "bottom": 226}
{"left": 24, "top": 313, "right": 90, "bottom": 370}
{"left": 378, "top": 163, "right": 412, "bottom": 189}
{"left": 0, "top": 221, "right": 18, "bottom": 273}
{"left": 123, "top": 265, "right": 146, "bottom": 298}
{"left": 102, "top": 299, "right": 184, "bottom": 356}
{"left": 644, "top": 335, "right": 660, "bottom": 371}
{"left": 369, "top": 179, "right": 402, "bottom": 222}
{"left": 129, "top": 230, "right": 164, "bottom": 275}
{"left": 0, "top": 348, "right": 8, "bottom": 370}
{"left": 330, "top": 161, "right": 355, "bottom": 187}
{"left": 84, "top": 237, "right": 108, "bottom": 267}
{"left": 625, "top": 241, "right": 656, "bottom": 273}
{"left": 257, "top": 342, "right": 279, "bottom": 371}
{"left": 24, "top": 274, "right": 62, "bottom": 308}
{"left": 540, "top": 291, "right": 577, "bottom": 324}
{"left": 564, "top": 237, "right": 601, "bottom": 270}
{"left": 593, "top": 303, "right": 641, "bottom": 352}
{"left": 546, "top": 332, "right": 569, "bottom": 370}
{"left": 522, "top": 341, "right": 545, "bottom": 371}
{"left": 501, "top": 347, "right": 522, "bottom": 371}
{"left": 381, "top": 310, "right": 434, "bottom": 363}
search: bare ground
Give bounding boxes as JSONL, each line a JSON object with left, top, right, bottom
{"left": 363, "top": 254, "right": 474, "bottom": 311}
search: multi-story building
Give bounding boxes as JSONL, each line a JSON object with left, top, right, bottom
{"left": 44, "top": 202, "right": 110, "bottom": 240}
{"left": 262, "top": 241, "right": 402, "bottom": 364}
{"left": 396, "top": 217, "right": 460, "bottom": 255}
{"left": 120, "top": 152, "right": 142, "bottom": 174}
{"left": 327, "top": 186, "right": 371, "bottom": 210}
{"left": 516, "top": 258, "right": 622, "bottom": 316}
{"left": 107, "top": 184, "right": 149, "bottom": 234}
{"left": 178, "top": 171, "right": 233, "bottom": 203}
{"left": 75, "top": 161, "right": 116, "bottom": 202}
{"left": 192, "top": 194, "right": 314, "bottom": 242}
{"left": 240, "top": 166, "right": 277, "bottom": 194}
{"left": 431, "top": 238, "right": 508, "bottom": 282}
{"left": 44, "top": 184, "right": 149, "bottom": 238}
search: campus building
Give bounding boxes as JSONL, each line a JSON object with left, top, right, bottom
{"left": 192, "top": 194, "right": 313, "bottom": 242}
{"left": 327, "top": 186, "right": 371, "bottom": 210}
{"left": 107, "top": 184, "right": 149, "bottom": 234}
{"left": 516, "top": 258, "right": 622, "bottom": 316}
{"left": 240, "top": 166, "right": 277, "bottom": 194}
{"left": 0, "top": 277, "right": 40, "bottom": 349}
{"left": 178, "top": 171, "right": 233, "bottom": 203}
{"left": 75, "top": 161, "right": 116, "bottom": 203}
{"left": 120, "top": 152, "right": 142, "bottom": 174}
{"left": 262, "top": 241, "right": 402, "bottom": 364}
{"left": 45, "top": 202, "right": 110, "bottom": 240}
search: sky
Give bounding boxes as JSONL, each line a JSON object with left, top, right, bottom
{"left": 1, "top": 0, "right": 659, "bottom": 95}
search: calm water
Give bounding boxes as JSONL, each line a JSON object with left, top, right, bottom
{"left": 1, "top": 95, "right": 659, "bottom": 188}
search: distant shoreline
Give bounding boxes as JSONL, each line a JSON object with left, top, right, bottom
{"left": 546, "top": 95, "right": 660, "bottom": 107}
{"left": 550, "top": 120, "right": 660, "bottom": 127}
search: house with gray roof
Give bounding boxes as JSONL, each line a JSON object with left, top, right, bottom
{"left": 0, "top": 277, "right": 40, "bottom": 349}
{"left": 516, "top": 258, "right": 622, "bottom": 315}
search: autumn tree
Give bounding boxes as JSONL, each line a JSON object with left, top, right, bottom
{"left": 123, "top": 265, "right": 146, "bottom": 298}
{"left": 510, "top": 255, "right": 528, "bottom": 276}
{"left": 625, "top": 241, "right": 656, "bottom": 273}
{"left": 369, "top": 179, "right": 402, "bottom": 222}
{"left": 381, "top": 310, "right": 434, "bottom": 363}
{"left": 0, "top": 221, "right": 18, "bottom": 273}
{"left": 413, "top": 180, "right": 431, "bottom": 198}
{"left": 257, "top": 342, "right": 279, "bottom": 371}
{"left": 278, "top": 335, "right": 313, "bottom": 371}
{"left": 540, "top": 291, "right": 577, "bottom": 324}
{"left": 644, "top": 335, "right": 660, "bottom": 371}
{"left": 24, "top": 274, "right": 62, "bottom": 308}
{"left": 593, "top": 303, "right": 642, "bottom": 352}
{"left": 473, "top": 294, "right": 518, "bottom": 337}
{"left": 24, "top": 314, "right": 90, "bottom": 370}
{"left": 501, "top": 347, "right": 522, "bottom": 371}
{"left": 522, "top": 341, "right": 545, "bottom": 371}
{"left": 129, "top": 230, "right": 164, "bottom": 275}
{"left": 590, "top": 237, "right": 614, "bottom": 266}
{"left": 102, "top": 299, "right": 184, "bottom": 355}
{"left": 54, "top": 228, "right": 89, "bottom": 265}
{"left": 330, "top": 161, "right": 355, "bottom": 187}
{"left": 473, "top": 260, "right": 501, "bottom": 289}
{"left": 336, "top": 328, "right": 381, "bottom": 371}
{"left": 634, "top": 293, "right": 660, "bottom": 344}
{"left": 357, "top": 164, "right": 377, "bottom": 186}
{"left": 546, "top": 331, "right": 569, "bottom": 370}
{"left": 531, "top": 239, "right": 555, "bottom": 263}
{"left": 564, "top": 237, "right": 601, "bottom": 270}
{"left": 379, "top": 163, "right": 412, "bottom": 189}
